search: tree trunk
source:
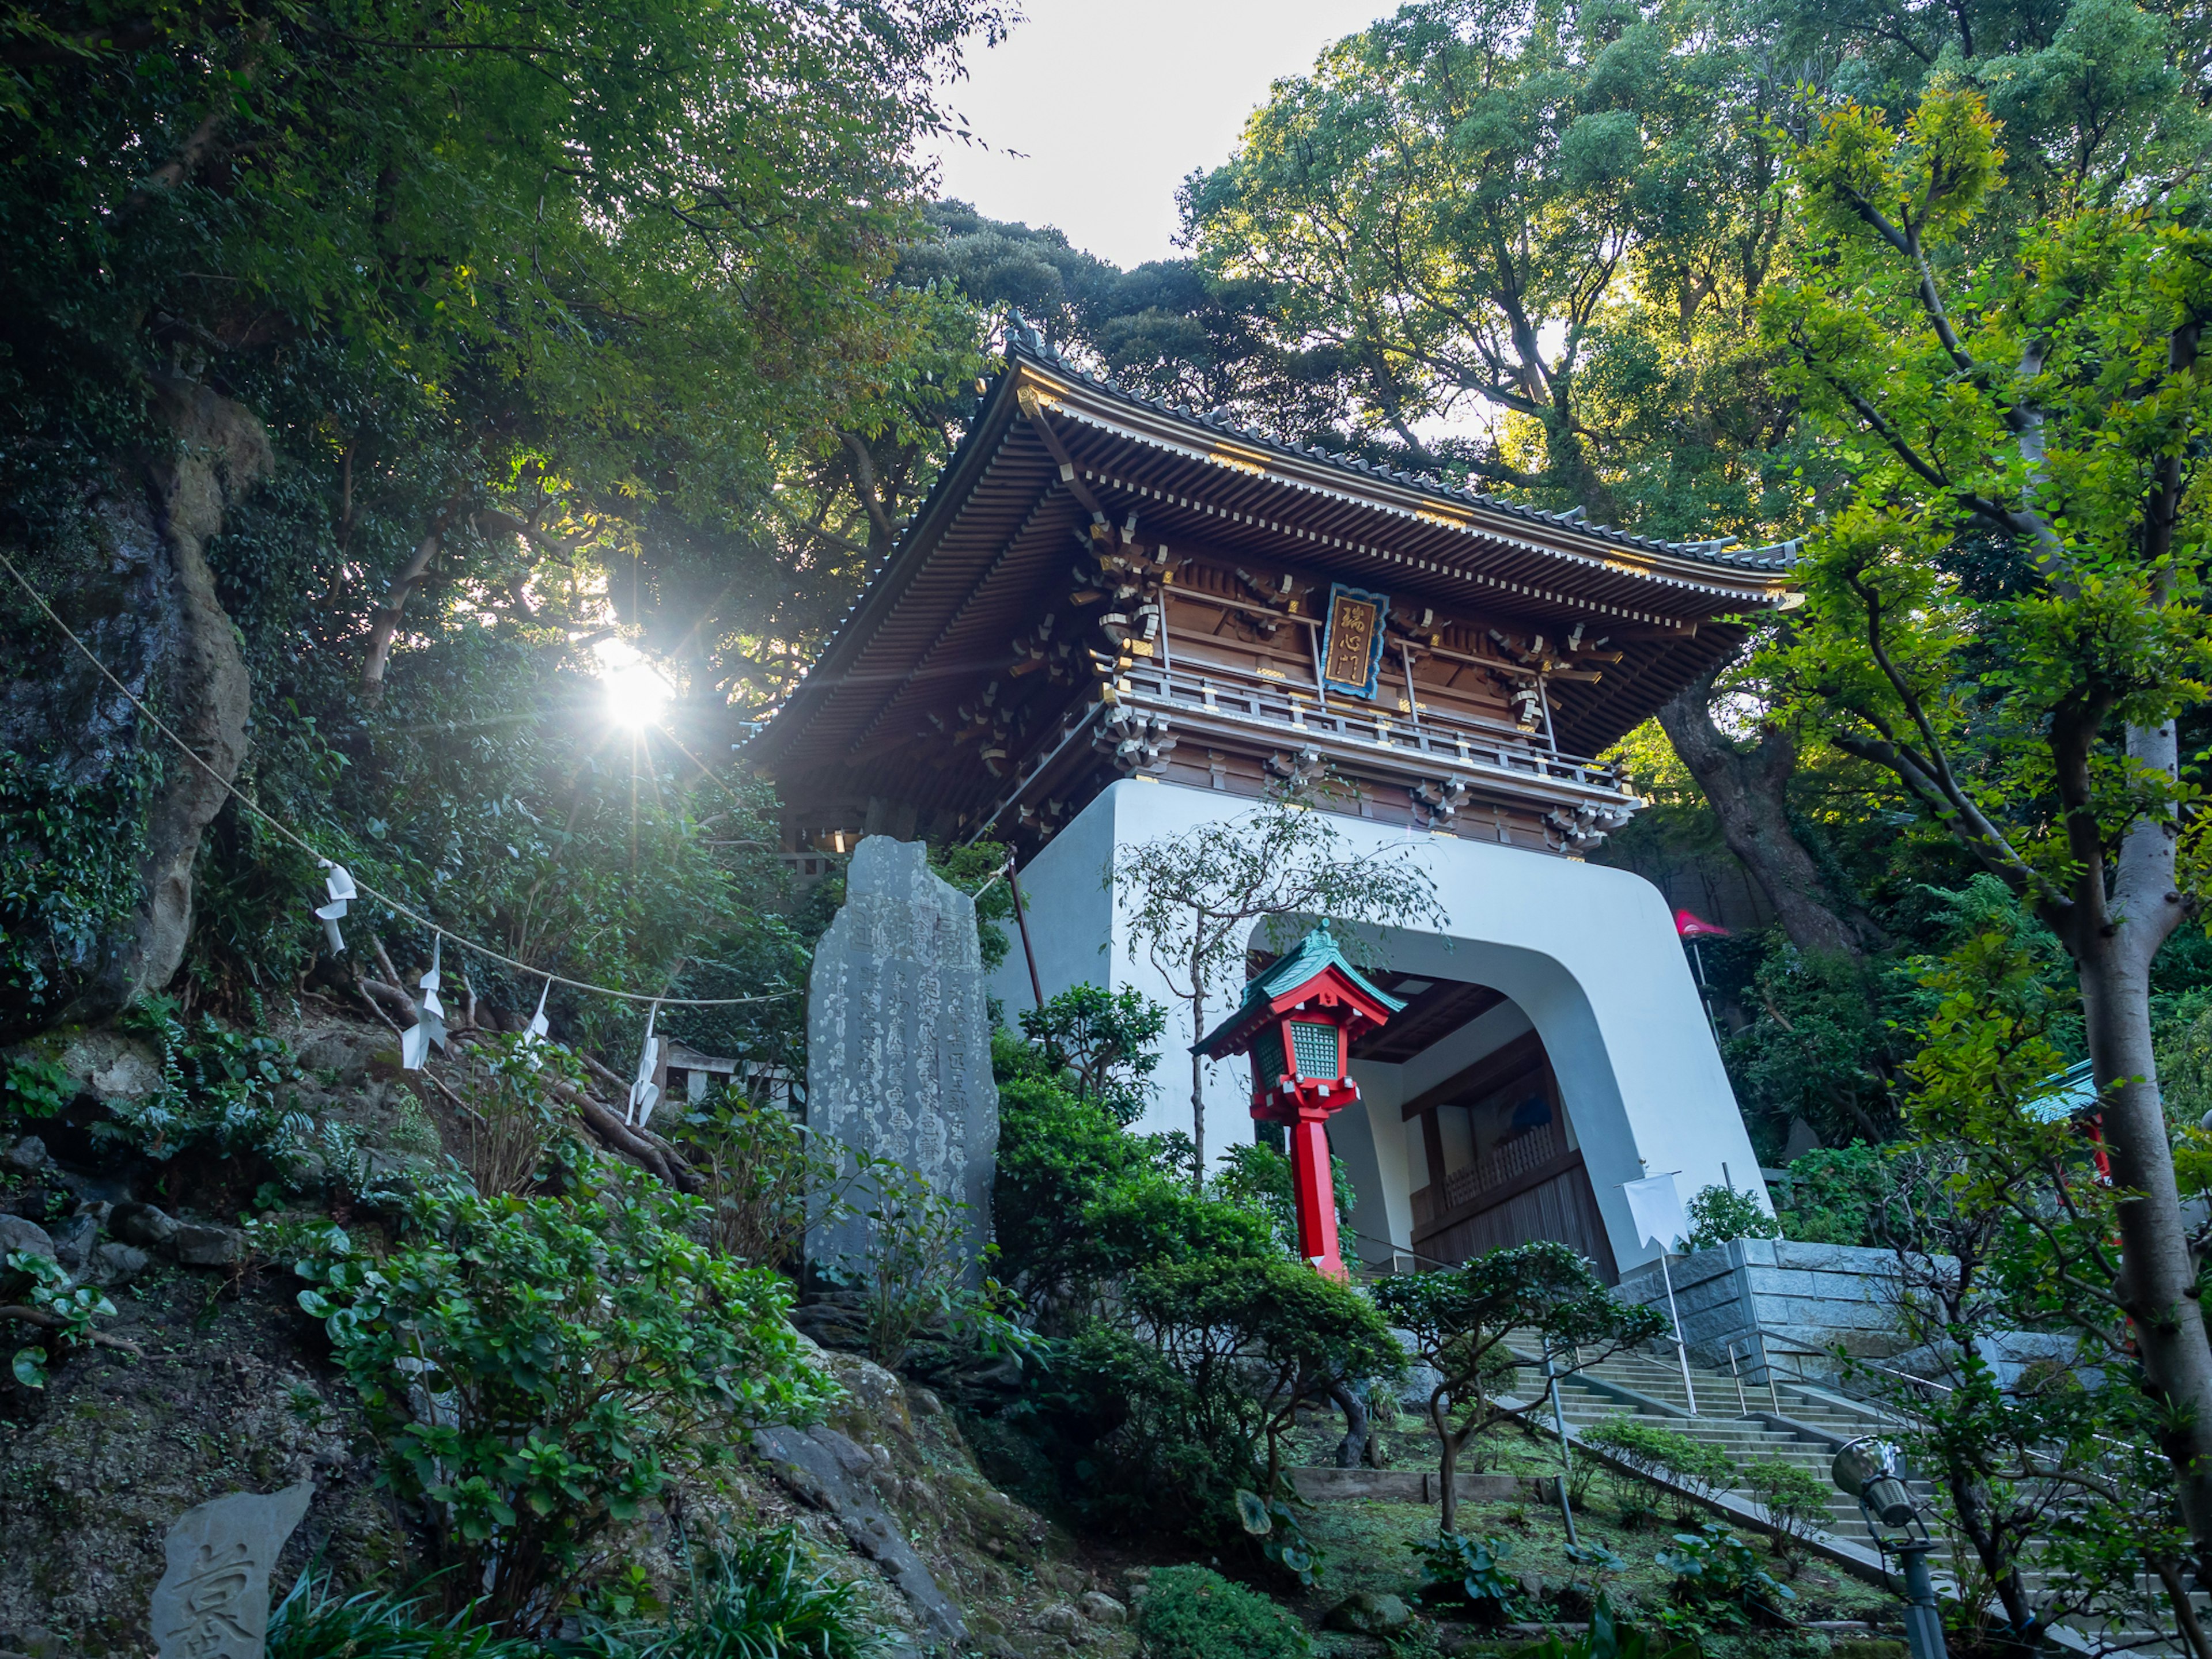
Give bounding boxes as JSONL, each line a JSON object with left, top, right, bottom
{"left": 1330, "top": 1379, "right": 1371, "bottom": 1468}
{"left": 1190, "top": 964, "right": 1207, "bottom": 1192}
{"left": 73, "top": 378, "right": 271, "bottom": 1013}
{"left": 1432, "top": 1393, "right": 1460, "bottom": 1536}
{"left": 1943, "top": 1469, "right": 2036, "bottom": 1635}
{"left": 1656, "top": 671, "right": 1887, "bottom": 958}
{"left": 2056, "top": 721, "right": 2212, "bottom": 1576}
{"left": 360, "top": 514, "right": 450, "bottom": 702}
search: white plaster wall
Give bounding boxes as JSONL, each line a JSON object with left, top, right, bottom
{"left": 988, "top": 777, "right": 1767, "bottom": 1272}
{"left": 1332, "top": 1065, "right": 1412, "bottom": 1267}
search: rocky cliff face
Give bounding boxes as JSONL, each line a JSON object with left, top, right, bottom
{"left": 1, "top": 377, "right": 271, "bottom": 1027}
{"left": 0, "top": 1009, "right": 1135, "bottom": 1657}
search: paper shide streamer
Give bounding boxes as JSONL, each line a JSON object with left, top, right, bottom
{"left": 313, "top": 865, "right": 358, "bottom": 953}
{"left": 400, "top": 937, "right": 449, "bottom": 1071}
{"left": 627, "top": 1000, "right": 662, "bottom": 1128}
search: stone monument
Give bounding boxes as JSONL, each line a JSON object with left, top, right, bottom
{"left": 805, "top": 836, "right": 998, "bottom": 1280}
{"left": 150, "top": 1480, "right": 313, "bottom": 1659}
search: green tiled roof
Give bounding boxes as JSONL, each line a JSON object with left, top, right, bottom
{"left": 1192, "top": 928, "right": 1404, "bottom": 1054}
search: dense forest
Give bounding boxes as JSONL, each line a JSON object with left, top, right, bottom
{"left": 6, "top": 0, "right": 2212, "bottom": 1652}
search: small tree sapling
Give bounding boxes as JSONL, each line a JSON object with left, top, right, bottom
{"left": 1374, "top": 1240, "right": 1668, "bottom": 1535}
{"left": 1111, "top": 783, "right": 1444, "bottom": 1184}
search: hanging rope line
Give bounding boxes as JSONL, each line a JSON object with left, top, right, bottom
{"left": 0, "top": 548, "right": 797, "bottom": 1010}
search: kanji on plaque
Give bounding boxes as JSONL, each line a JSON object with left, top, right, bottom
{"left": 1320, "top": 583, "right": 1391, "bottom": 699}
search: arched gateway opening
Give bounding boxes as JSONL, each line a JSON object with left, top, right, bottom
{"left": 1342, "top": 974, "right": 1616, "bottom": 1280}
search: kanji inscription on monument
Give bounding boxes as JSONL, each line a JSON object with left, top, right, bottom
{"left": 150, "top": 1481, "right": 313, "bottom": 1659}
{"left": 804, "top": 835, "right": 998, "bottom": 1279}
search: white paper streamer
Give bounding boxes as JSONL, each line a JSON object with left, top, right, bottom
{"left": 627, "top": 1001, "right": 662, "bottom": 1128}
{"left": 399, "top": 937, "right": 449, "bottom": 1071}
{"left": 522, "top": 981, "right": 551, "bottom": 1046}
{"left": 313, "top": 865, "right": 358, "bottom": 953}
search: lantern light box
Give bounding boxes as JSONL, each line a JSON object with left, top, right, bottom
{"left": 1193, "top": 928, "right": 1404, "bottom": 1280}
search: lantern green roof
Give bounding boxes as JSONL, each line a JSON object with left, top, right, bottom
{"left": 2024, "top": 1058, "right": 2101, "bottom": 1124}
{"left": 1192, "top": 928, "right": 1406, "bottom": 1055}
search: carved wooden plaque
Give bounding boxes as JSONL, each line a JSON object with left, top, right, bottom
{"left": 1320, "top": 584, "right": 1391, "bottom": 699}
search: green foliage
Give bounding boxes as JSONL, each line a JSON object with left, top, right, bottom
{"left": 1510, "top": 1598, "right": 1698, "bottom": 1659}
{"left": 1374, "top": 1241, "right": 1668, "bottom": 1533}
{"left": 1020, "top": 1256, "right": 1400, "bottom": 1541}
{"left": 98, "top": 998, "right": 304, "bottom": 1162}
{"left": 1185, "top": 0, "right": 1809, "bottom": 533}
{"left": 0, "top": 1053, "right": 71, "bottom": 1130}
{"left": 1683, "top": 1184, "right": 1780, "bottom": 1251}
{"left": 5, "top": 1249, "right": 116, "bottom": 1389}
{"left": 1774, "top": 1145, "right": 1897, "bottom": 1247}
{"left": 1124, "top": 1254, "right": 1404, "bottom": 1497}
{"left": 1132, "top": 1566, "right": 1309, "bottom": 1659}
{"left": 1412, "top": 1532, "right": 1524, "bottom": 1621}
{"left": 833, "top": 1160, "right": 1015, "bottom": 1371}
{"left": 990, "top": 1071, "right": 1274, "bottom": 1327}
{"left": 671, "top": 1086, "right": 854, "bottom": 1269}
{"left": 930, "top": 839, "right": 1016, "bottom": 974}
{"left": 1653, "top": 1521, "right": 1797, "bottom": 1631}
{"left": 1718, "top": 941, "right": 1916, "bottom": 1152}
{"left": 449, "top": 1033, "right": 582, "bottom": 1199}
{"left": 266, "top": 1572, "right": 540, "bottom": 1659}
{"left": 0, "top": 749, "right": 154, "bottom": 1031}
{"left": 1017, "top": 983, "right": 1165, "bottom": 1126}
{"left": 630, "top": 1528, "right": 884, "bottom": 1659}
{"left": 1580, "top": 1419, "right": 1740, "bottom": 1525}
{"left": 1741, "top": 1458, "right": 1833, "bottom": 1553}
{"left": 1210, "top": 1142, "right": 1356, "bottom": 1255}
{"left": 288, "top": 1174, "right": 828, "bottom": 1635}
{"left": 1237, "top": 1488, "right": 1328, "bottom": 1588}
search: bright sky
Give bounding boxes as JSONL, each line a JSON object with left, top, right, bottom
{"left": 928, "top": 0, "right": 1393, "bottom": 270}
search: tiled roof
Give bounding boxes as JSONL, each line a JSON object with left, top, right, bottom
{"left": 998, "top": 313, "right": 1802, "bottom": 575}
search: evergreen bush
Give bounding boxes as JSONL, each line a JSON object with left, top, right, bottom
{"left": 290, "top": 1171, "right": 828, "bottom": 1635}
{"left": 1581, "top": 1418, "right": 1738, "bottom": 1524}
{"left": 1134, "top": 1566, "right": 1309, "bottom": 1659}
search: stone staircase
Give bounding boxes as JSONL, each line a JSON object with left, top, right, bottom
{"left": 1509, "top": 1342, "right": 2202, "bottom": 1654}
{"left": 1519, "top": 1346, "right": 1922, "bottom": 1555}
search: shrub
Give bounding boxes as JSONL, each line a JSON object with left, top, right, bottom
{"left": 1016, "top": 983, "right": 1165, "bottom": 1125}
{"left": 1684, "top": 1184, "right": 1780, "bottom": 1250}
{"left": 1412, "top": 1531, "right": 1525, "bottom": 1622}
{"left": 632, "top": 1527, "right": 884, "bottom": 1658}
{"left": 1126, "top": 1255, "right": 1404, "bottom": 1495}
{"left": 1513, "top": 1598, "right": 1698, "bottom": 1659}
{"left": 990, "top": 1071, "right": 1272, "bottom": 1325}
{"left": 1134, "top": 1566, "right": 1308, "bottom": 1659}
{"left": 1, "top": 1053, "right": 71, "bottom": 1132}
{"left": 290, "top": 1172, "right": 829, "bottom": 1635}
{"left": 1022, "top": 1260, "right": 1400, "bottom": 1541}
{"left": 1654, "top": 1520, "right": 1797, "bottom": 1630}
{"left": 1777, "top": 1143, "right": 1897, "bottom": 1247}
{"left": 450, "top": 1034, "right": 575, "bottom": 1198}
{"left": 672, "top": 1086, "right": 853, "bottom": 1267}
{"left": 1209, "top": 1142, "right": 1355, "bottom": 1255}
{"left": 1743, "top": 1457, "right": 1834, "bottom": 1555}
{"left": 96, "top": 997, "right": 304, "bottom": 1161}
{"left": 1581, "top": 1418, "right": 1739, "bottom": 1523}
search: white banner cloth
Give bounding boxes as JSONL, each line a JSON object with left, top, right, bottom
{"left": 1622, "top": 1172, "right": 1690, "bottom": 1253}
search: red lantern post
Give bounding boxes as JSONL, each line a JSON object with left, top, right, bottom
{"left": 1193, "top": 929, "right": 1403, "bottom": 1281}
